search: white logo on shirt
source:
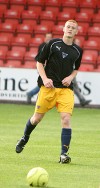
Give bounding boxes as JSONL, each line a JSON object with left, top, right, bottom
{"left": 56, "top": 46, "right": 61, "bottom": 51}
{"left": 62, "top": 52, "right": 68, "bottom": 58}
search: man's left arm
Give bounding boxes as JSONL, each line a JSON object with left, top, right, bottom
{"left": 62, "top": 70, "right": 78, "bottom": 87}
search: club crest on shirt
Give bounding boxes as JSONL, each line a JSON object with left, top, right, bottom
{"left": 62, "top": 52, "right": 68, "bottom": 58}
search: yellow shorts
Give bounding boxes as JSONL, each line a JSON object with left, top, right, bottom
{"left": 34, "top": 86, "right": 74, "bottom": 114}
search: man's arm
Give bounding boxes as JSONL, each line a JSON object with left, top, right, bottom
{"left": 62, "top": 70, "right": 78, "bottom": 87}
{"left": 37, "top": 62, "right": 54, "bottom": 88}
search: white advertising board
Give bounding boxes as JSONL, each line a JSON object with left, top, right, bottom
{"left": 76, "top": 71, "right": 100, "bottom": 105}
{"left": 0, "top": 67, "right": 38, "bottom": 102}
{"left": 0, "top": 67, "right": 100, "bottom": 105}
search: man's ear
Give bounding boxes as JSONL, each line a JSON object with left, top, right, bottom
{"left": 75, "top": 30, "right": 78, "bottom": 35}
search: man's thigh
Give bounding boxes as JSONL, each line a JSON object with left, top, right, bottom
{"left": 34, "top": 86, "right": 56, "bottom": 113}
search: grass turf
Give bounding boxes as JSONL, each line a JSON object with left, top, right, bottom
{"left": 0, "top": 103, "right": 100, "bottom": 188}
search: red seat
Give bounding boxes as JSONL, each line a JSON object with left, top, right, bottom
{"left": 17, "top": 33, "right": 31, "bottom": 41}
{"left": 16, "top": 23, "right": 34, "bottom": 36}
{"left": 5, "top": 60, "right": 22, "bottom": 68}
{"left": 52, "top": 24, "right": 64, "bottom": 35}
{"left": 40, "top": 10, "right": 57, "bottom": 23}
{"left": 94, "top": 67, "right": 100, "bottom": 72}
{"left": 4, "top": 9, "right": 21, "bottom": 22}
{"left": 0, "top": 7, "right": 5, "bottom": 22}
{"left": 22, "top": 19, "right": 37, "bottom": 25}
{"left": 21, "top": 10, "right": 40, "bottom": 24}
{"left": 24, "top": 48, "right": 38, "bottom": 62}
{"left": 29, "top": 37, "right": 44, "bottom": 48}
{"left": 0, "top": 22, "right": 17, "bottom": 34}
{"left": 0, "top": 60, "right": 4, "bottom": 67}
{"left": 0, "top": 33, "right": 13, "bottom": 48}
{"left": 0, "top": 0, "right": 9, "bottom": 5}
{"left": 27, "top": 0, "right": 45, "bottom": 10}
{"left": 0, "top": 46, "right": 8, "bottom": 62}
{"left": 0, "top": 45, "right": 8, "bottom": 51}
{"left": 10, "top": 0, "right": 27, "bottom": 9}
{"left": 92, "top": 11, "right": 100, "bottom": 23}
{"left": 9, "top": 0, "right": 27, "bottom": 5}
{"left": 22, "top": 61, "right": 37, "bottom": 69}
{"left": 83, "top": 37, "right": 100, "bottom": 51}
{"left": 3, "top": 18, "right": 19, "bottom": 25}
{"left": 75, "top": 10, "right": 93, "bottom": 23}
{"left": 6, "top": 49, "right": 25, "bottom": 63}
{"left": 11, "top": 35, "right": 30, "bottom": 49}
{"left": 0, "top": 4, "right": 7, "bottom": 22}
{"left": 45, "top": 0, "right": 61, "bottom": 8}
{"left": 97, "top": 55, "right": 100, "bottom": 65}
{"left": 77, "top": 23, "right": 89, "bottom": 37}
{"left": 79, "top": 8, "right": 95, "bottom": 14}
{"left": 10, "top": 5, "right": 24, "bottom": 14}
{"left": 34, "top": 24, "right": 50, "bottom": 35}
{"left": 11, "top": 46, "right": 26, "bottom": 53}
{"left": 61, "top": 0, "right": 79, "bottom": 8}
{"left": 96, "top": 1, "right": 100, "bottom": 9}
{"left": 74, "top": 36, "right": 85, "bottom": 48}
{"left": 87, "top": 25, "right": 100, "bottom": 37}
{"left": 79, "top": 64, "right": 95, "bottom": 72}
{"left": 93, "top": 23, "right": 100, "bottom": 27}
{"left": 61, "top": 7, "right": 77, "bottom": 14}
{"left": 81, "top": 50, "right": 98, "bottom": 68}
{"left": 0, "top": 4, "right": 7, "bottom": 12}
{"left": 40, "top": 20, "right": 55, "bottom": 28}
{"left": 45, "top": 6, "right": 60, "bottom": 14}
{"left": 79, "top": 0, "right": 97, "bottom": 9}
{"left": 28, "top": 6, "right": 42, "bottom": 12}
{"left": 57, "top": 11, "right": 75, "bottom": 23}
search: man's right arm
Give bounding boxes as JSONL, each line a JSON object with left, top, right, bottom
{"left": 37, "top": 62, "right": 54, "bottom": 88}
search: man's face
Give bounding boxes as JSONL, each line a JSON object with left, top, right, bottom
{"left": 63, "top": 21, "right": 78, "bottom": 38}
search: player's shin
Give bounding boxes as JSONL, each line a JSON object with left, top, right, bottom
{"left": 61, "top": 128, "right": 72, "bottom": 154}
{"left": 15, "top": 119, "right": 37, "bottom": 153}
{"left": 24, "top": 119, "right": 37, "bottom": 137}
{"left": 59, "top": 128, "right": 72, "bottom": 163}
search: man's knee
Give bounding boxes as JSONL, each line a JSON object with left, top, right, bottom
{"left": 30, "top": 113, "right": 45, "bottom": 125}
{"left": 61, "top": 113, "right": 71, "bottom": 128}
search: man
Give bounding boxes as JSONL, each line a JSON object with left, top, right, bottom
{"left": 16, "top": 20, "right": 83, "bottom": 164}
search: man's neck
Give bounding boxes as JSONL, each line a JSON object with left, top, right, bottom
{"left": 62, "top": 36, "right": 74, "bottom": 45}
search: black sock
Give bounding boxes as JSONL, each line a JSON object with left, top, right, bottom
{"left": 24, "top": 119, "right": 37, "bottom": 137}
{"left": 61, "top": 128, "right": 72, "bottom": 155}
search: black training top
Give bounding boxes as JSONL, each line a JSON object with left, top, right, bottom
{"left": 35, "top": 38, "right": 83, "bottom": 90}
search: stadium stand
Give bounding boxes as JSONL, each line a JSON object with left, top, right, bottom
{"left": 0, "top": 0, "right": 100, "bottom": 71}
{"left": 81, "top": 50, "right": 98, "bottom": 68}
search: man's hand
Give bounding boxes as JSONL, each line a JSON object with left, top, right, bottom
{"left": 62, "top": 75, "right": 73, "bottom": 87}
{"left": 43, "top": 78, "right": 54, "bottom": 88}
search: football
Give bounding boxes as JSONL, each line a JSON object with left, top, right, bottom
{"left": 26, "top": 167, "right": 49, "bottom": 187}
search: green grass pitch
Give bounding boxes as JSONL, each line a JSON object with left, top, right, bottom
{"left": 0, "top": 103, "right": 100, "bottom": 188}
